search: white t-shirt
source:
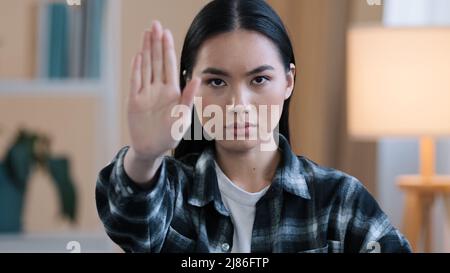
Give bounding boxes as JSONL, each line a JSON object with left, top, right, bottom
{"left": 214, "top": 161, "right": 270, "bottom": 253}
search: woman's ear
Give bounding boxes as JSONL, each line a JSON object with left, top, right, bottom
{"left": 285, "top": 63, "right": 296, "bottom": 100}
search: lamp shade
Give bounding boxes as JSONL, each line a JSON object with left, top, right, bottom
{"left": 347, "top": 27, "right": 450, "bottom": 139}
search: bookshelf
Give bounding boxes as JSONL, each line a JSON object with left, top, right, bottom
{"left": 0, "top": 80, "right": 102, "bottom": 96}
{"left": 0, "top": 0, "right": 121, "bottom": 237}
{"left": 0, "top": 232, "right": 116, "bottom": 253}
{"left": 0, "top": 0, "right": 121, "bottom": 160}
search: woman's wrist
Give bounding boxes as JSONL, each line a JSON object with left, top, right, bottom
{"left": 124, "top": 147, "right": 163, "bottom": 185}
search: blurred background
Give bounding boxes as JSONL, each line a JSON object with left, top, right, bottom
{"left": 0, "top": 0, "right": 449, "bottom": 252}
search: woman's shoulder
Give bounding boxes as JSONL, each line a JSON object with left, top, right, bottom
{"left": 296, "top": 155, "right": 372, "bottom": 202}
{"left": 160, "top": 152, "right": 203, "bottom": 180}
{"left": 163, "top": 152, "right": 201, "bottom": 170}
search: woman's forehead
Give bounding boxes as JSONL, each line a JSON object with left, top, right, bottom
{"left": 194, "top": 30, "right": 283, "bottom": 73}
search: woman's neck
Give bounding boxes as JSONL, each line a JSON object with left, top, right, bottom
{"left": 215, "top": 141, "right": 281, "bottom": 193}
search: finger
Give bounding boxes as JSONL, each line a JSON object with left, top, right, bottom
{"left": 151, "top": 21, "right": 164, "bottom": 83}
{"left": 130, "top": 53, "right": 142, "bottom": 96}
{"left": 163, "top": 29, "right": 178, "bottom": 88}
{"left": 142, "top": 30, "right": 152, "bottom": 87}
{"left": 180, "top": 77, "right": 201, "bottom": 108}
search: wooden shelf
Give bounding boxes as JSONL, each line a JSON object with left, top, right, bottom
{"left": 397, "top": 175, "right": 450, "bottom": 193}
{"left": 0, "top": 79, "right": 104, "bottom": 97}
{"left": 397, "top": 175, "right": 450, "bottom": 252}
{"left": 0, "top": 232, "right": 115, "bottom": 253}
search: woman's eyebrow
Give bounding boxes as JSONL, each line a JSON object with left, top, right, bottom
{"left": 201, "top": 65, "right": 274, "bottom": 77}
{"left": 245, "top": 65, "right": 274, "bottom": 76}
{"left": 201, "top": 67, "right": 230, "bottom": 77}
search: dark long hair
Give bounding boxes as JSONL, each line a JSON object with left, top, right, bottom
{"left": 174, "top": 0, "right": 296, "bottom": 159}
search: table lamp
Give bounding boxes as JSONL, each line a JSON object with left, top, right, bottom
{"left": 347, "top": 26, "right": 450, "bottom": 252}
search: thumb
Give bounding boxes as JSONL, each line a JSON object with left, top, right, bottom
{"left": 179, "top": 77, "right": 201, "bottom": 108}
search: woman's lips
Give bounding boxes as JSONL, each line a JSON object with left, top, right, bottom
{"left": 225, "top": 122, "right": 257, "bottom": 129}
{"left": 223, "top": 122, "right": 258, "bottom": 137}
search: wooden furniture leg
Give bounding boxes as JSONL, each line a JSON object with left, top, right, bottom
{"left": 398, "top": 175, "right": 450, "bottom": 252}
{"left": 402, "top": 191, "right": 422, "bottom": 252}
{"left": 422, "top": 193, "right": 434, "bottom": 253}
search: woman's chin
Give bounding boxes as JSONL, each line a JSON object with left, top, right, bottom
{"left": 215, "top": 138, "right": 261, "bottom": 153}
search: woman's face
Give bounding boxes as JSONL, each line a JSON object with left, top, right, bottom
{"left": 191, "top": 29, "right": 295, "bottom": 152}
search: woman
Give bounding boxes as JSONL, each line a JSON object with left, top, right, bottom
{"left": 96, "top": 0, "right": 411, "bottom": 253}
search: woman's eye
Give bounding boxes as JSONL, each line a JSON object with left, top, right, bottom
{"left": 252, "top": 76, "right": 269, "bottom": 85}
{"left": 207, "top": 79, "right": 226, "bottom": 87}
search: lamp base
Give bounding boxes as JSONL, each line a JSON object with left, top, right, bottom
{"left": 397, "top": 175, "right": 450, "bottom": 252}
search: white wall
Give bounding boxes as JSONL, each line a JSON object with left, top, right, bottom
{"left": 380, "top": 0, "right": 450, "bottom": 252}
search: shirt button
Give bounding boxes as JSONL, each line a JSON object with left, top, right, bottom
{"left": 221, "top": 243, "right": 230, "bottom": 252}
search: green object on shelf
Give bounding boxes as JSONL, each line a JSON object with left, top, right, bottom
{"left": 47, "top": 157, "right": 77, "bottom": 222}
{"left": 0, "top": 162, "right": 24, "bottom": 232}
{"left": 0, "top": 129, "right": 78, "bottom": 232}
{"left": 3, "top": 131, "right": 36, "bottom": 192}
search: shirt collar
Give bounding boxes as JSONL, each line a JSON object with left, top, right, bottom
{"left": 187, "top": 134, "right": 311, "bottom": 216}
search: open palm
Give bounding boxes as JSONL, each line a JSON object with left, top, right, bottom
{"left": 127, "top": 21, "right": 200, "bottom": 160}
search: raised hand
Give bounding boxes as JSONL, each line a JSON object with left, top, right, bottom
{"left": 127, "top": 21, "right": 200, "bottom": 161}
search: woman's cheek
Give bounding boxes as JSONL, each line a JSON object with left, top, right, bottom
{"left": 195, "top": 95, "right": 224, "bottom": 126}
{"left": 256, "top": 86, "right": 285, "bottom": 132}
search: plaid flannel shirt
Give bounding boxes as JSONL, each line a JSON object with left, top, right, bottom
{"left": 96, "top": 134, "right": 411, "bottom": 253}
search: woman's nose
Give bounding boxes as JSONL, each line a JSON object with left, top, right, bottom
{"left": 227, "top": 90, "right": 253, "bottom": 116}
{"left": 229, "top": 87, "right": 250, "bottom": 108}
